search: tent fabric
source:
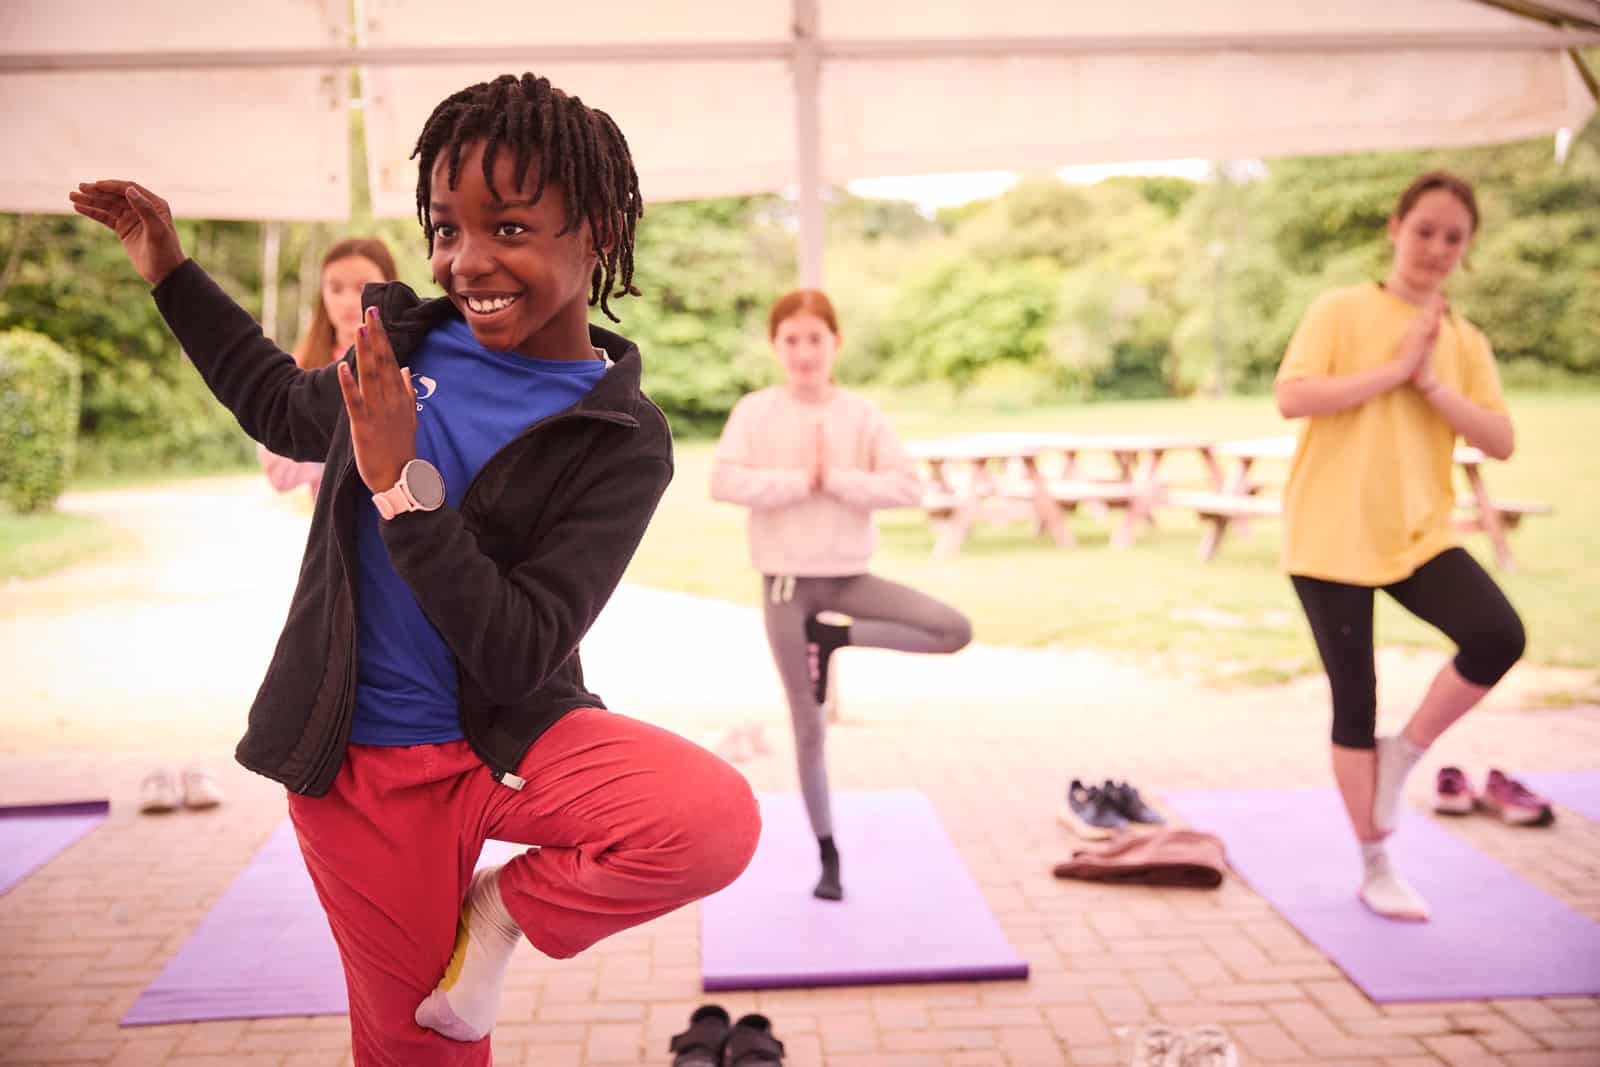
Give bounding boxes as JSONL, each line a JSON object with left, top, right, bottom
{"left": 1, "top": 0, "right": 1596, "bottom": 220}
{"left": 362, "top": 61, "right": 798, "bottom": 215}
{"left": 3, "top": 0, "right": 351, "bottom": 220}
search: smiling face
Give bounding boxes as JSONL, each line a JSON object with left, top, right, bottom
{"left": 1387, "top": 188, "right": 1475, "bottom": 294}
{"left": 322, "top": 254, "right": 391, "bottom": 351}
{"left": 428, "top": 140, "right": 602, "bottom": 360}
{"left": 772, "top": 311, "right": 840, "bottom": 392}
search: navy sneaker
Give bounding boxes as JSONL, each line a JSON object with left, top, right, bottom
{"left": 1058, "top": 778, "right": 1128, "bottom": 839}
{"left": 1106, "top": 780, "right": 1166, "bottom": 827}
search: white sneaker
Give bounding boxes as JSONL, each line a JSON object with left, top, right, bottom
{"left": 1181, "top": 1025, "right": 1240, "bottom": 1067}
{"left": 1131, "top": 1024, "right": 1186, "bottom": 1067}
{"left": 1360, "top": 860, "right": 1431, "bottom": 922}
{"left": 181, "top": 764, "right": 224, "bottom": 809}
{"left": 139, "top": 770, "right": 180, "bottom": 814}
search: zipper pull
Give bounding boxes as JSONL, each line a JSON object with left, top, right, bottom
{"left": 493, "top": 770, "right": 527, "bottom": 791}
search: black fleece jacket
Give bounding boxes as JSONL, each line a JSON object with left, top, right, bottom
{"left": 151, "top": 259, "right": 673, "bottom": 796}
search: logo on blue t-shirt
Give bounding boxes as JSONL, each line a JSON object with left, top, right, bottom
{"left": 414, "top": 375, "right": 440, "bottom": 408}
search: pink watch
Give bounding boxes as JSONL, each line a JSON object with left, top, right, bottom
{"left": 372, "top": 459, "right": 446, "bottom": 520}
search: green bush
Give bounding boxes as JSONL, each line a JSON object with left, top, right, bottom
{"left": 622, "top": 196, "right": 793, "bottom": 435}
{"left": 879, "top": 256, "right": 1061, "bottom": 389}
{"left": 0, "top": 329, "right": 81, "bottom": 512}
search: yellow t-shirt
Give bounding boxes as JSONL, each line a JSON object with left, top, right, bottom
{"left": 1277, "top": 283, "right": 1507, "bottom": 586}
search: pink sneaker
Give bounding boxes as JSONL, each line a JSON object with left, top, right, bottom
{"left": 1433, "top": 766, "right": 1476, "bottom": 816}
{"left": 1478, "top": 770, "right": 1554, "bottom": 827}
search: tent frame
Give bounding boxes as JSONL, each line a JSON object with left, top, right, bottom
{"left": 6, "top": 3, "right": 1598, "bottom": 284}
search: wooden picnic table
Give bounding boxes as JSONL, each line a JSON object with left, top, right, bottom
{"left": 1024, "top": 432, "right": 1222, "bottom": 546}
{"left": 906, "top": 436, "right": 1072, "bottom": 559}
{"left": 906, "top": 433, "right": 1221, "bottom": 556}
{"left": 1175, "top": 435, "right": 1551, "bottom": 569}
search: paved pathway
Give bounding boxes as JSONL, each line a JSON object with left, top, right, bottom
{"left": 2, "top": 476, "right": 1596, "bottom": 1066}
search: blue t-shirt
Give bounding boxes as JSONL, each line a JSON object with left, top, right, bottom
{"left": 349, "top": 319, "right": 608, "bottom": 746}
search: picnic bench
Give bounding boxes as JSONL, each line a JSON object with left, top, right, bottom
{"left": 907, "top": 436, "right": 1072, "bottom": 559}
{"left": 1171, "top": 436, "right": 1551, "bottom": 570}
{"left": 907, "top": 433, "right": 1220, "bottom": 556}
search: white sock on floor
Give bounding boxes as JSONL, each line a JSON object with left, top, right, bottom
{"left": 415, "top": 866, "right": 522, "bottom": 1042}
{"left": 1359, "top": 840, "right": 1430, "bottom": 921}
{"left": 1373, "top": 734, "right": 1427, "bottom": 835}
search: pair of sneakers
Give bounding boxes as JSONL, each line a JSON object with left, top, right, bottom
{"left": 669, "top": 1005, "right": 784, "bottom": 1066}
{"left": 1059, "top": 778, "right": 1165, "bottom": 840}
{"left": 1132, "top": 1023, "right": 1239, "bottom": 1067}
{"left": 1435, "top": 767, "right": 1554, "bottom": 826}
{"left": 139, "top": 765, "right": 223, "bottom": 814}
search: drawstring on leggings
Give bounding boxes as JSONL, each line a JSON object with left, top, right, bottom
{"left": 769, "top": 575, "right": 797, "bottom": 604}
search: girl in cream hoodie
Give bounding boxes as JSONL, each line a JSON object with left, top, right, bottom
{"left": 711, "top": 289, "right": 972, "bottom": 901}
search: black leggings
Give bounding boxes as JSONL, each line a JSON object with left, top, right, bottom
{"left": 1291, "top": 548, "right": 1525, "bottom": 750}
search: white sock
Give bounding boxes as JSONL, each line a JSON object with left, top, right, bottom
{"left": 1373, "top": 734, "right": 1426, "bottom": 835}
{"left": 415, "top": 866, "right": 522, "bottom": 1042}
{"left": 1359, "top": 840, "right": 1430, "bottom": 921}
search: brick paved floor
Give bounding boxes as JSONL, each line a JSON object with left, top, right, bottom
{"left": 2, "top": 477, "right": 1596, "bottom": 1066}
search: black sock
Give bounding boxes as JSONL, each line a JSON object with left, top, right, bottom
{"left": 814, "top": 836, "right": 842, "bottom": 901}
{"left": 804, "top": 618, "right": 850, "bottom": 705}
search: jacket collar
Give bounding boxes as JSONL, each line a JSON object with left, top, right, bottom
{"left": 362, "top": 281, "right": 647, "bottom": 424}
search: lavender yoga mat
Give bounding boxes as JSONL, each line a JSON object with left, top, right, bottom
{"left": 0, "top": 800, "right": 110, "bottom": 896}
{"left": 700, "top": 791, "right": 1029, "bottom": 991}
{"left": 1524, "top": 771, "right": 1600, "bottom": 824}
{"left": 122, "top": 821, "right": 527, "bottom": 1025}
{"left": 1165, "top": 788, "right": 1600, "bottom": 1002}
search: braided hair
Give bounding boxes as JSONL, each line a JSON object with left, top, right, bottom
{"left": 411, "top": 73, "right": 643, "bottom": 322}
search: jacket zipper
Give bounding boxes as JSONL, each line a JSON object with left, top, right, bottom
{"left": 298, "top": 453, "right": 361, "bottom": 795}
{"left": 456, "top": 406, "right": 639, "bottom": 785}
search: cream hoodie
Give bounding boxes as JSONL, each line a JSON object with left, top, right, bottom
{"left": 710, "top": 386, "right": 923, "bottom": 577}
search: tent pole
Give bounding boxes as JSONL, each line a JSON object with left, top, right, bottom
{"left": 793, "top": 0, "right": 824, "bottom": 288}
{"left": 261, "top": 221, "right": 283, "bottom": 339}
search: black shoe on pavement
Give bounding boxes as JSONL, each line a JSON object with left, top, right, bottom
{"left": 1058, "top": 778, "right": 1129, "bottom": 840}
{"left": 669, "top": 1004, "right": 730, "bottom": 1067}
{"left": 1106, "top": 780, "right": 1166, "bottom": 827}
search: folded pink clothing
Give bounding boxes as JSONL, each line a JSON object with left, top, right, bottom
{"left": 1052, "top": 828, "right": 1229, "bottom": 888}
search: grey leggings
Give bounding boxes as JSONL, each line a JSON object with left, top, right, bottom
{"left": 761, "top": 573, "right": 973, "bottom": 838}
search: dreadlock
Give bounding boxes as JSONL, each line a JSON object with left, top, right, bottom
{"left": 411, "top": 73, "right": 643, "bottom": 322}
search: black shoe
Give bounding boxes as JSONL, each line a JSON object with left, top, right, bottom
{"left": 724, "top": 1013, "right": 785, "bottom": 1065}
{"left": 804, "top": 615, "right": 849, "bottom": 705}
{"left": 814, "top": 837, "right": 842, "bottom": 901}
{"left": 669, "top": 1004, "right": 730, "bottom": 1067}
{"left": 1057, "top": 778, "right": 1129, "bottom": 840}
{"left": 1106, "top": 780, "right": 1165, "bottom": 826}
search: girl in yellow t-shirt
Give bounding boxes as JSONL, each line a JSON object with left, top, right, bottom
{"left": 1275, "top": 171, "right": 1524, "bottom": 923}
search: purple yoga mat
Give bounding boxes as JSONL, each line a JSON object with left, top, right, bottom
{"left": 0, "top": 800, "right": 110, "bottom": 896}
{"left": 1524, "top": 771, "right": 1600, "bottom": 824}
{"left": 1165, "top": 788, "right": 1600, "bottom": 1002}
{"left": 122, "top": 821, "right": 527, "bottom": 1025}
{"left": 700, "top": 791, "right": 1029, "bottom": 991}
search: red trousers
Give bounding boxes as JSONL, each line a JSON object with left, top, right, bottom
{"left": 288, "top": 707, "right": 760, "bottom": 1066}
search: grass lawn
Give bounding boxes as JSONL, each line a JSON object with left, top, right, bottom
{"left": 0, "top": 465, "right": 255, "bottom": 582}
{"left": 0, "top": 508, "right": 122, "bottom": 581}
{"left": 626, "top": 390, "right": 1599, "bottom": 680}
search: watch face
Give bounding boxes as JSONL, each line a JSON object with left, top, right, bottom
{"left": 405, "top": 461, "right": 446, "bottom": 510}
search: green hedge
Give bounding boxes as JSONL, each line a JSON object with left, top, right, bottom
{"left": 0, "top": 329, "right": 81, "bottom": 512}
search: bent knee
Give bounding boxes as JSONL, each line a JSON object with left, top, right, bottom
{"left": 663, "top": 753, "right": 761, "bottom": 893}
{"left": 691, "top": 770, "right": 761, "bottom": 892}
{"left": 1457, "top": 615, "right": 1526, "bottom": 686}
{"left": 939, "top": 611, "right": 974, "bottom": 653}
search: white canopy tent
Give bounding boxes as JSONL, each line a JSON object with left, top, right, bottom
{"left": 4, "top": 0, "right": 1597, "bottom": 284}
